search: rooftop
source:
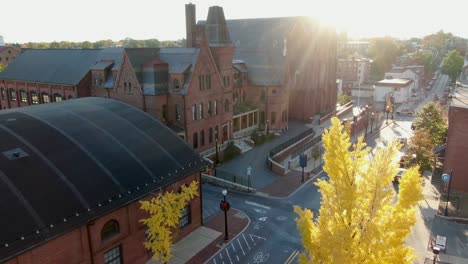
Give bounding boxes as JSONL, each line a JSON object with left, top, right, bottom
{"left": 450, "top": 86, "right": 468, "bottom": 109}
{"left": 377, "top": 78, "right": 413, "bottom": 86}
{"left": 0, "top": 97, "right": 206, "bottom": 262}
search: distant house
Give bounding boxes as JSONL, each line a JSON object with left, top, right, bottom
{"left": 385, "top": 65, "right": 424, "bottom": 89}
{"left": 374, "top": 78, "right": 414, "bottom": 103}
{"left": 0, "top": 46, "right": 21, "bottom": 67}
{"left": 337, "top": 58, "right": 372, "bottom": 95}
{"left": 0, "top": 98, "right": 206, "bottom": 263}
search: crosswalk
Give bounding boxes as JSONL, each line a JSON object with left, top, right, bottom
{"left": 206, "top": 233, "right": 266, "bottom": 264}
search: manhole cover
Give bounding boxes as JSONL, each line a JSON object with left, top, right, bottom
{"left": 276, "top": 216, "right": 287, "bottom": 221}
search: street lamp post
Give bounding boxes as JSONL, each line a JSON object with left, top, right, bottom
{"left": 215, "top": 135, "right": 219, "bottom": 165}
{"left": 442, "top": 170, "right": 453, "bottom": 216}
{"left": 370, "top": 112, "right": 375, "bottom": 133}
{"left": 221, "top": 189, "right": 230, "bottom": 240}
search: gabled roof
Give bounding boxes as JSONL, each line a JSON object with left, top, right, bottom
{"left": 0, "top": 49, "right": 102, "bottom": 85}
{"left": 0, "top": 98, "right": 206, "bottom": 262}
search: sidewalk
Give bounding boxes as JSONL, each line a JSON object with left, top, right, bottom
{"left": 257, "top": 117, "right": 390, "bottom": 198}
{"left": 176, "top": 208, "right": 249, "bottom": 264}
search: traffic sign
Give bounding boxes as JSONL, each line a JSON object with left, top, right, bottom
{"left": 442, "top": 174, "right": 450, "bottom": 183}
{"left": 220, "top": 201, "right": 231, "bottom": 212}
{"left": 247, "top": 165, "right": 252, "bottom": 176}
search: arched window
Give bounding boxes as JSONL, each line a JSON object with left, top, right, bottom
{"left": 53, "top": 93, "right": 63, "bottom": 102}
{"left": 199, "top": 103, "right": 204, "bottom": 119}
{"left": 193, "top": 132, "right": 198, "bottom": 149}
{"left": 41, "top": 92, "right": 50, "bottom": 103}
{"left": 101, "top": 220, "right": 120, "bottom": 241}
{"left": 173, "top": 79, "right": 180, "bottom": 89}
{"left": 214, "top": 100, "right": 218, "bottom": 115}
{"left": 30, "top": 91, "right": 39, "bottom": 104}
{"left": 200, "top": 130, "right": 205, "bottom": 146}
{"left": 224, "top": 99, "right": 230, "bottom": 113}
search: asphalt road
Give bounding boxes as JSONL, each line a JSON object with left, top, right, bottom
{"left": 201, "top": 73, "right": 451, "bottom": 264}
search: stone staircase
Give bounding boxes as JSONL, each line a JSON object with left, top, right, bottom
{"left": 233, "top": 138, "right": 254, "bottom": 154}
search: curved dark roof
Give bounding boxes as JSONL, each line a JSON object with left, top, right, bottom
{"left": 0, "top": 97, "right": 205, "bottom": 262}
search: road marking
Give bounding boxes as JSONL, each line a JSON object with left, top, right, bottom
{"left": 237, "top": 238, "right": 246, "bottom": 255}
{"left": 225, "top": 247, "right": 233, "bottom": 264}
{"left": 258, "top": 217, "right": 268, "bottom": 221}
{"left": 245, "top": 201, "right": 271, "bottom": 210}
{"left": 242, "top": 234, "right": 251, "bottom": 250}
{"left": 253, "top": 208, "right": 266, "bottom": 214}
{"left": 253, "top": 252, "right": 270, "bottom": 263}
{"left": 250, "top": 234, "right": 267, "bottom": 240}
{"left": 284, "top": 250, "right": 300, "bottom": 264}
{"left": 249, "top": 234, "right": 256, "bottom": 245}
{"left": 231, "top": 243, "right": 236, "bottom": 252}
{"left": 236, "top": 254, "right": 240, "bottom": 261}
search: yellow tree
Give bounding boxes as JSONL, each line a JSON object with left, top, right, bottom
{"left": 294, "top": 117, "right": 423, "bottom": 264}
{"left": 140, "top": 181, "right": 199, "bottom": 263}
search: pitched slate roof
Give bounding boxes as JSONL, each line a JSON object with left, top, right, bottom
{"left": 0, "top": 97, "right": 206, "bottom": 262}
{"left": 201, "top": 17, "right": 312, "bottom": 86}
{"left": 0, "top": 49, "right": 102, "bottom": 85}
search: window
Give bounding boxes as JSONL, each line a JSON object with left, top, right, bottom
{"left": 224, "top": 99, "right": 230, "bottom": 113}
{"left": 101, "top": 220, "right": 120, "bottom": 241}
{"left": 209, "top": 128, "right": 213, "bottom": 143}
{"left": 31, "top": 92, "right": 39, "bottom": 104}
{"left": 200, "top": 130, "right": 205, "bottom": 146}
{"left": 199, "top": 103, "right": 204, "bottom": 119}
{"left": 42, "top": 93, "right": 50, "bottom": 103}
{"left": 54, "top": 94, "right": 63, "bottom": 102}
{"left": 214, "top": 100, "right": 218, "bottom": 115}
{"left": 162, "top": 104, "right": 167, "bottom": 122}
{"left": 271, "top": 112, "right": 276, "bottom": 124}
{"left": 173, "top": 79, "right": 180, "bottom": 89}
{"left": 1, "top": 88, "right": 5, "bottom": 100}
{"left": 193, "top": 132, "right": 198, "bottom": 149}
{"left": 180, "top": 205, "right": 191, "bottom": 228}
{"left": 9, "top": 89, "right": 16, "bottom": 101}
{"left": 192, "top": 104, "right": 197, "bottom": 120}
{"left": 207, "top": 74, "right": 212, "bottom": 89}
{"left": 104, "top": 245, "right": 122, "bottom": 264}
{"left": 199, "top": 75, "right": 205, "bottom": 90}
{"left": 208, "top": 101, "right": 212, "bottom": 116}
{"left": 175, "top": 104, "right": 181, "bottom": 121}
{"left": 20, "top": 90, "right": 27, "bottom": 103}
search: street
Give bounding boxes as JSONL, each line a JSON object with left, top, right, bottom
{"left": 201, "top": 72, "right": 450, "bottom": 264}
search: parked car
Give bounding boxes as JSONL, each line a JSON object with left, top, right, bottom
{"left": 393, "top": 168, "right": 407, "bottom": 183}
{"left": 396, "top": 109, "right": 414, "bottom": 116}
{"left": 397, "top": 137, "right": 408, "bottom": 146}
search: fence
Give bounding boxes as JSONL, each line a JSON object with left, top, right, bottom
{"left": 290, "top": 135, "right": 323, "bottom": 159}
{"left": 269, "top": 128, "right": 315, "bottom": 157}
{"left": 213, "top": 168, "right": 252, "bottom": 190}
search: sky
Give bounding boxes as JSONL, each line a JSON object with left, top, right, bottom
{"left": 2, "top": 0, "right": 468, "bottom": 43}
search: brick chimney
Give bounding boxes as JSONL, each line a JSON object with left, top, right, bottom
{"left": 205, "top": 6, "right": 232, "bottom": 47}
{"left": 185, "top": 3, "right": 196, "bottom": 48}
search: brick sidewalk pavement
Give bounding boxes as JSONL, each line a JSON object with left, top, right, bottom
{"left": 186, "top": 208, "right": 249, "bottom": 264}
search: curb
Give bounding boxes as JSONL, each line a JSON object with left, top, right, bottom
{"left": 202, "top": 208, "right": 251, "bottom": 264}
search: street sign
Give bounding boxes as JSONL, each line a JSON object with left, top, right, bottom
{"left": 220, "top": 201, "right": 231, "bottom": 212}
{"left": 247, "top": 165, "right": 252, "bottom": 176}
{"left": 299, "top": 154, "right": 307, "bottom": 168}
{"left": 442, "top": 173, "right": 451, "bottom": 183}
{"left": 435, "top": 235, "right": 447, "bottom": 250}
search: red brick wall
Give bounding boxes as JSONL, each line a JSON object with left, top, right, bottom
{"left": 184, "top": 39, "right": 233, "bottom": 152}
{"left": 0, "top": 80, "right": 77, "bottom": 110}
{"left": 3, "top": 173, "right": 202, "bottom": 264}
{"left": 444, "top": 106, "right": 468, "bottom": 193}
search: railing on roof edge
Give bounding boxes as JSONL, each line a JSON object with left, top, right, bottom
{"left": 268, "top": 128, "right": 315, "bottom": 157}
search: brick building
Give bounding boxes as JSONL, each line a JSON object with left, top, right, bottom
{"left": 0, "top": 4, "right": 337, "bottom": 157}
{"left": 0, "top": 98, "right": 206, "bottom": 263}
{"left": 0, "top": 46, "right": 21, "bottom": 67}
{"left": 337, "top": 58, "right": 372, "bottom": 95}
{"left": 443, "top": 87, "right": 468, "bottom": 193}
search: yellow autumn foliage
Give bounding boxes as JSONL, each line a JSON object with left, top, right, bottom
{"left": 139, "top": 180, "right": 199, "bottom": 263}
{"left": 294, "top": 117, "right": 423, "bottom": 264}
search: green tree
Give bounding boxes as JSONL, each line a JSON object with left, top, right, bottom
{"left": 311, "top": 145, "right": 320, "bottom": 170}
{"left": 409, "top": 51, "right": 436, "bottom": 79}
{"left": 294, "top": 117, "right": 423, "bottom": 264}
{"left": 442, "top": 50, "right": 464, "bottom": 84}
{"left": 368, "top": 37, "right": 402, "bottom": 80}
{"left": 0, "top": 63, "right": 5, "bottom": 72}
{"left": 408, "top": 130, "right": 434, "bottom": 172}
{"left": 414, "top": 102, "right": 448, "bottom": 145}
{"left": 337, "top": 92, "right": 351, "bottom": 105}
{"left": 140, "top": 181, "right": 199, "bottom": 263}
